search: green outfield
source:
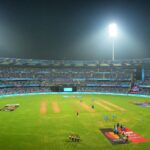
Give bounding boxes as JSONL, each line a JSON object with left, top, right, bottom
{"left": 0, "top": 94, "right": 150, "bottom": 150}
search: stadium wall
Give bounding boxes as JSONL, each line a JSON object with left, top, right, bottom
{"left": 0, "top": 92, "right": 150, "bottom": 98}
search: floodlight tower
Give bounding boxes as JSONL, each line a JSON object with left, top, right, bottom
{"left": 108, "top": 23, "right": 118, "bottom": 61}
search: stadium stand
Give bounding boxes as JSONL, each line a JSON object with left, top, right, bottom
{"left": 0, "top": 58, "right": 150, "bottom": 95}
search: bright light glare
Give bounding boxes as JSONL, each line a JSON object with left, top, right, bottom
{"left": 109, "top": 23, "right": 118, "bottom": 37}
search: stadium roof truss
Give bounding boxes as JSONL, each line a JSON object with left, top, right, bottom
{"left": 0, "top": 58, "right": 150, "bottom": 67}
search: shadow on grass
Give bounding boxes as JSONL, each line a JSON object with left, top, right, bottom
{"left": 64, "top": 139, "right": 83, "bottom": 148}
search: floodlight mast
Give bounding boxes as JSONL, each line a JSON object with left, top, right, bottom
{"left": 112, "top": 38, "right": 115, "bottom": 61}
{"left": 109, "top": 23, "right": 117, "bottom": 61}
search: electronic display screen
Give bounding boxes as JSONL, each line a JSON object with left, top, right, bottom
{"left": 131, "top": 85, "right": 140, "bottom": 92}
{"left": 63, "top": 87, "right": 73, "bottom": 92}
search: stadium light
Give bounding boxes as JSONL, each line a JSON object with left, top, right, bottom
{"left": 108, "top": 23, "right": 118, "bottom": 61}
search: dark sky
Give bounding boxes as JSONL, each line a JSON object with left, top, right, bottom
{"left": 0, "top": 0, "right": 150, "bottom": 60}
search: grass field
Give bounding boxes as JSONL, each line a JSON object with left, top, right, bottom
{"left": 0, "top": 94, "right": 150, "bottom": 150}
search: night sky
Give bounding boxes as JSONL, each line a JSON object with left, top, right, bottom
{"left": 0, "top": 0, "right": 150, "bottom": 60}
